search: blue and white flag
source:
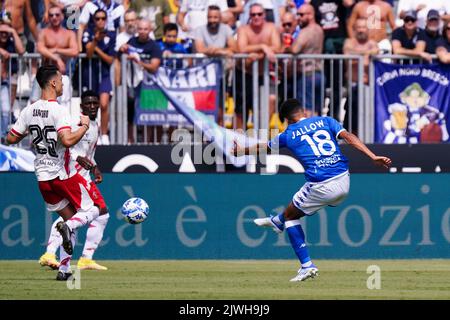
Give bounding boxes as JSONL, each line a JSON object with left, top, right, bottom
{"left": 146, "top": 67, "right": 260, "bottom": 167}
{"left": 0, "top": 144, "right": 35, "bottom": 171}
{"left": 374, "top": 61, "right": 450, "bottom": 143}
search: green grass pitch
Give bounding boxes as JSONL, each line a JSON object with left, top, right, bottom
{"left": 1, "top": 260, "right": 449, "bottom": 300}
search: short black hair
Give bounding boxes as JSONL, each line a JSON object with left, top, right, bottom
{"left": 81, "top": 90, "right": 99, "bottom": 101}
{"left": 163, "top": 22, "right": 178, "bottom": 34}
{"left": 36, "top": 65, "right": 59, "bottom": 89}
{"left": 208, "top": 5, "right": 221, "bottom": 12}
{"left": 279, "top": 98, "right": 302, "bottom": 122}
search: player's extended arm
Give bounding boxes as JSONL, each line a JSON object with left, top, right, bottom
{"left": 232, "top": 141, "right": 270, "bottom": 156}
{"left": 339, "top": 130, "right": 392, "bottom": 168}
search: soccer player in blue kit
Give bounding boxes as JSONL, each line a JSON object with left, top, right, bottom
{"left": 233, "top": 99, "right": 392, "bottom": 282}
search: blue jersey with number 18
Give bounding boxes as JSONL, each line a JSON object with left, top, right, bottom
{"left": 268, "top": 116, "right": 349, "bottom": 182}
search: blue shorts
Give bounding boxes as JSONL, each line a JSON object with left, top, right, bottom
{"left": 82, "top": 76, "right": 112, "bottom": 95}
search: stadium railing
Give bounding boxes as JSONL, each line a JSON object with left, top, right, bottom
{"left": 4, "top": 53, "right": 439, "bottom": 146}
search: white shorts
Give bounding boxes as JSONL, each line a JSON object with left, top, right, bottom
{"left": 292, "top": 171, "right": 350, "bottom": 215}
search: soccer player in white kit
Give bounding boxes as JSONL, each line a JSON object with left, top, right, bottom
{"left": 39, "top": 90, "right": 110, "bottom": 271}
{"left": 233, "top": 99, "right": 392, "bottom": 282}
{"left": 5, "top": 65, "right": 102, "bottom": 281}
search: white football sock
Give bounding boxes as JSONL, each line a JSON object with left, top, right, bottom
{"left": 65, "top": 206, "right": 100, "bottom": 231}
{"left": 82, "top": 213, "right": 109, "bottom": 260}
{"left": 46, "top": 217, "right": 63, "bottom": 254}
{"left": 58, "top": 230, "right": 77, "bottom": 273}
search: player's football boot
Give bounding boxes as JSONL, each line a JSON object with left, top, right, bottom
{"left": 56, "top": 271, "right": 73, "bottom": 281}
{"left": 77, "top": 257, "right": 108, "bottom": 271}
{"left": 253, "top": 215, "right": 284, "bottom": 233}
{"left": 56, "top": 222, "right": 73, "bottom": 255}
{"left": 289, "top": 264, "right": 319, "bottom": 282}
{"left": 38, "top": 252, "right": 60, "bottom": 269}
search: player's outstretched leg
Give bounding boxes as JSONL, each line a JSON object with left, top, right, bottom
{"left": 39, "top": 217, "right": 63, "bottom": 269}
{"left": 78, "top": 213, "right": 110, "bottom": 271}
{"left": 56, "top": 230, "right": 77, "bottom": 281}
{"left": 286, "top": 219, "right": 318, "bottom": 282}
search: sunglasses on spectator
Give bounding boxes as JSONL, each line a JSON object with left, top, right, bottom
{"left": 250, "top": 12, "right": 264, "bottom": 17}
{"left": 404, "top": 18, "right": 416, "bottom": 23}
{"left": 95, "top": 16, "right": 107, "bottom": 21}
{"left": 283, "top": 23, "right": 293, "bottom": 27}
{"left": 297, "top": 13, "right": 306, "bottom": 17}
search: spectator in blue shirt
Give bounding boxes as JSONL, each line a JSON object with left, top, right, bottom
{"left": 158, "top": 23, "right": 191, "bottom": 69}
{"left": 118, "top": 18, "right": 162, "bottom": 99}
{"left": 82, "top": 8, "right": 116, "bottom": 145}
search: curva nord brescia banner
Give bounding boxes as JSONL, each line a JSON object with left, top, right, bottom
{"left": 374, "top": 61, "right": 450, "bottom": 144}
{"left": 135, "top": 61, "right": 221, "bottom": 126}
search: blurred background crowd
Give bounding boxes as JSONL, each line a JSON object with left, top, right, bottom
{"left": 1, "top": 0, "right": 450, "bottom": 145}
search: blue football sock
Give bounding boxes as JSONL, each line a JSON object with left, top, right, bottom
{"left": 272, "top": 212, "right": 285, "bottom": 226}
{"left": 286, "top": 220, "right": 311, "bottom": 266}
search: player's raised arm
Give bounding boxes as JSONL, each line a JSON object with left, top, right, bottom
{"left": 339, "top": 130, "right": 392, "bottom": 168}
{"left": 232, "top": 141, "right": 270, "bottom": 157}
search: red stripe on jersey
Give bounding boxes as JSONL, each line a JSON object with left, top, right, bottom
{"left": 47, "top": 99, "right": 58, "bottom": 102}
{"left": 10, "top": 128, "right": 24, "bottom": 137}
{"left": 57, "top": 126, "right": 71, "bottom": 133}
{"left": 64, "top": 149, "right": 70, "bottom": 175}
{"left": 69, "top": 217, "right": 84, "bottom": 223}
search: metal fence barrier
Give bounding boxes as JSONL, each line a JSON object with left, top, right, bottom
{"left": 2, "top": 53, "right": 438, "bottom": 146}
{"left": 119, "top": 53, "right": 366, "bottom": 143}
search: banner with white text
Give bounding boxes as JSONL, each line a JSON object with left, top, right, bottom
{"left": 135, "top": 61, "right": 221, "bottom": 126}
{"left": 374, "top": 61, "right": 450, "bottom": 143}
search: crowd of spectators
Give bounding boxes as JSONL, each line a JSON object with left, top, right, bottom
{"left": 1, "top": 0, "right": 450, "bottom": 141}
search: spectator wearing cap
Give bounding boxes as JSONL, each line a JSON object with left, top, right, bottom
{"left": 396, "top": 0, "right": 450, "bottom": 29}
{"left": 391, "top": 10, "right": 432, "bottom": 63}
{"left": 422, "top": 10, "right": 443, "bottom": 54}
{"left": 436, "top": 21, "right": 450, "bottom": 63}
